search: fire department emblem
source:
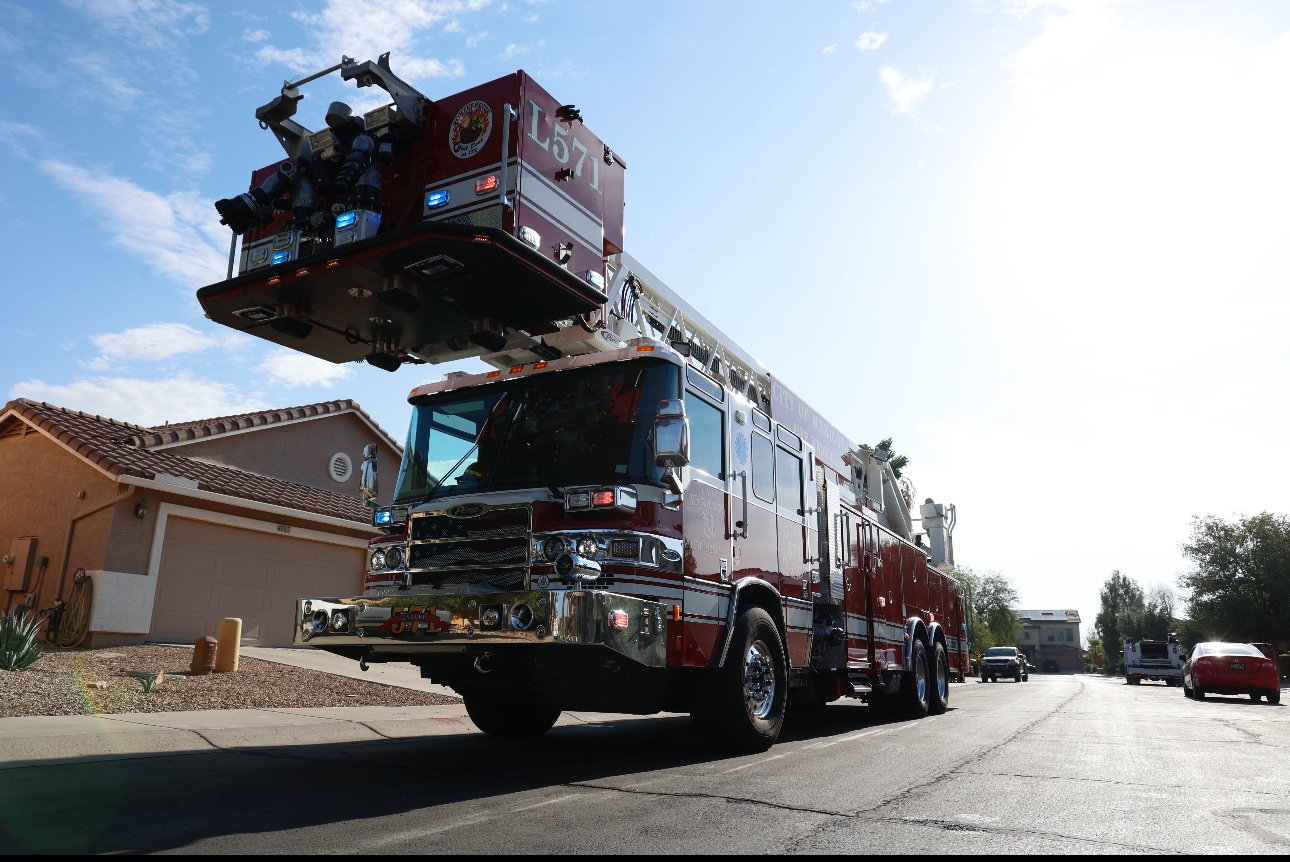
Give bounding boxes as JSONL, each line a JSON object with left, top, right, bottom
{"left": 449, "top": 100, "right": 492, "bottom": 158}
{"left": 448, "top": 503, "right": 486, "bottom": 518}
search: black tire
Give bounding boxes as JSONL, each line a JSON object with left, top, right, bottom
{"left": 899, "top": 638, "right": 931, "bottom": 719}
{"left": 1195, "top": 686, "right": 1206, "bottom": 701}
{"left": 691, "top": 606, "right": 787, "bottom": 752}
{"left": 928, "top": 641, "right": 949, "bottom": 716}
{"left": 1269, "top": 690, "right": 1281, "bottom": 705}
{"left": 1166, "top": 678, "right": 1178, "bottom": 687}
{"left": 1183, "top": 680, "right": 1192, "bottom": 698}
{"left": 1249, "top": 693, "right": 1261, "bottom": 702}
{"left": 464, "top": 693, "right": 561, "bottom": 738}
{"left": 1014, "top": 670, "right": 1022, "bottom": 683}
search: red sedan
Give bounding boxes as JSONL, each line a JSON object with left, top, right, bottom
{"left": 1183, "top": 642, "right": 1281, "bottom": 704}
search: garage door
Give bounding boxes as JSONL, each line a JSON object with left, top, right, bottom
{"left": 151, "top": 516, "right": 365, "bottom": 646}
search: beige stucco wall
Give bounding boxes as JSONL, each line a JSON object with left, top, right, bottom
{"left": 0, "top": 424, "right": 119, "bottom": 614}
{"left": 163, "top": 413, "right": 401, "bottom": 504}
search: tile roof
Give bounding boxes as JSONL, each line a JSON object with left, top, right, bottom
{"left": 3, "top": 399, "right": 375, "bottom": 524}
{"left": 1017, "top": 609, "right": 1082, "bottom": 623}
{"left": 130, "top": 399, "right": 401, "bottom": 453}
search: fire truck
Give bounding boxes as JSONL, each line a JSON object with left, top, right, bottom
{"left": 197, "top": 55, "right": 969, "bottom": 752}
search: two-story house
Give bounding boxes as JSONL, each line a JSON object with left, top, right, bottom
{"left": 1016, "top": 609, "right": 1083, "bottom": 672}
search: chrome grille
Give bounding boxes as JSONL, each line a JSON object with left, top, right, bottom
{"left": 610, "top": 538, "right": 641, "bottom": 560}
{"left": 406, "top": 505, "right": 532, "bottom": 592}
{"left": 409, "top": 538, "right": 528, "bottom": 569}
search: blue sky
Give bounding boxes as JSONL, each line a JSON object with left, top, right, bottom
{"left": 3, "top": 0, "right": 1289, "bottom": 633}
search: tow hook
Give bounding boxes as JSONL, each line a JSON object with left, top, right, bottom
{"left": 359, "top": 651, "right": 370, "bottom": 672}
{"left": 473, "top": 651, "right": 494, "bottom": 674}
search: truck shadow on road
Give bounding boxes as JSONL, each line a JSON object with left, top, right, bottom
{"left": 1, "top": 702, "right": 945, "bottom": 854}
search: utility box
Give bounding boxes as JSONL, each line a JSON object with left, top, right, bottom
{"left": 3, "top": 537, "right": 36, "bottom": 592}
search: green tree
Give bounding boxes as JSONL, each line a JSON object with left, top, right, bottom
{"left": 1085, "top": 634, "right": 1104, "bottom": 669}
{"left": 1094, "top": 570, "right": 1144, "bottom": 673}
{"left": 1120, "top": 585, "right": 1177, "bottom": 641}
{"left": 1181, "top": 513, "right": 1290, "bottom": 645}
{"left": 955, "top": 567, "right": 1021, "bottom": 653}
{"left": 862, "top": 437, "right": 909, "bottom": 479}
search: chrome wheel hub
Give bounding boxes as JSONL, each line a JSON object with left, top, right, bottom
{"left": 916, "top": 654, "right": 928, "bottom": 703}
{"left": 744, "top": 640, "right": 776, "bottom": 720}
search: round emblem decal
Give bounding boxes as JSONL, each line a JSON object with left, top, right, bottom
{"left": 449, "top": 100, "right": 492, "bottom": 159}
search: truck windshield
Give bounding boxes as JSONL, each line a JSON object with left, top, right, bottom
{"left": 984, "top": 648, "right": 1015, "bottom": 657}
{"left": 393, "top": 359, "right": 680, "bottom": 504}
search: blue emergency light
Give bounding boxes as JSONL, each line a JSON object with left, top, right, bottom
{"left": 374, "top": 509, "right": 394, "bottom": 526}
{"left": 425, "top": 189, "right": 451, "bottom": 209}
{"left": 335, "top": 211, "right": 357, "bottom": 229}
{"left": 271, "top": 250, "right": 290, "bottom": 265}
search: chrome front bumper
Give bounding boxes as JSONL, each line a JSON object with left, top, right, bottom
{"left": 294, "top": 589, "right": 668, "bottom": 668}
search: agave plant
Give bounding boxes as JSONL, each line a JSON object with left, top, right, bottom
{"left": 0, "top": 608, "right": 44, "bottom": 671}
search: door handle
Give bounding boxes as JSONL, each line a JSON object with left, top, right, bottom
{"left": 734, "top": 470, "right": 749, "bottom": 538}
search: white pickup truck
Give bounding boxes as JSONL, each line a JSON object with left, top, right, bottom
{"left": 1124, "top": 636, "right": 1184, "bottom": 686}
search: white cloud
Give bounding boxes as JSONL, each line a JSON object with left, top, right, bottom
{"left": 36, "top": 159, "right": 227, "bottom": 287}
{"left": 443, "top": 19, "right": 463, "bottom": 33}
{"left": 856, "top": 31, "right": 888, "bottom": 52}
{"left": 501, "top": 42, "right": 529, "bottom": 59}
{"left": 822, "top": 43, "right": 838, "bottom": 55}
{"left": 852, "top": 0, "right": 889, "bottom": 10}
{"left": 467, "top": 30, "right": 488, "bottom": 48}
{"left": 879, "top": 66, "right": 934, "bottom": 116}
{"left": 86, "top": 323, "right": 218, "bottom": 370}
{"left": 243, "top": 27, "right": 270, "bottom": 43}
{"left": 69, "top": 0, "right": 210, "bottom": 50}
{"left": 252, "top": 0, "right": 486, "bottom": 82}
{"left": 522, "top": 13, "right": 538, "bottom": 22}
{"left": 10, "top": 374, "right": 266, "bottom": 427}
{"left": 1007, "top": 0, "right": 1120, "bottom": 94}
{"left": 256, "top": 349, "right": 356, "bottom": 389}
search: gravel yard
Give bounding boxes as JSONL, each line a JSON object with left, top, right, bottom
{"left": 0, "top": 644, "right": 460, "bottom": 718}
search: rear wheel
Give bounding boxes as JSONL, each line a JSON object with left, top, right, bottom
{"left": 899, "top": 639, "right": 930, "bottom": 719}
{"left": 1269, "top": 690, "right": 1281, "bottom": 705}
{"left": 464, "top": 693, "right": 561, "bottom": 738}
{"left": 691, "top": 606, "right": 787, "bottom": 752}
{"left": 1014, "top": 670, "right": 1022, "bottom": 683}
{"left": 1250, "top": 693, "right": 1261, "bottom": 702}
{"left": 928, "top": 641, "right": 949, "bottom": 716}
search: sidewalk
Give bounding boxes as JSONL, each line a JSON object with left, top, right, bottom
{"left": 240, "top": 645, "right": 459, "bottom": 697}
{"left": 0, "top": 704, "right": 655, "bottom": 769}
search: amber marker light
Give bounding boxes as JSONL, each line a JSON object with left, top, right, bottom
{"left": 510, "top": 365, "right": 525, "bottom": 374}
{"left": 475, "top": 174, "right": 499, "bottom": 194}
{"left": 672, "top": 605, "right": 681, "bottom": 621}
{"left": 486, "top": 371, "right": 501, "bottom": 378}
{"left": 636, "top": 345, "right": 655, "bottom": 352}
{"left": 326, "top": 259, "right": 341, "bottom": 269}
{"left": 534, "top": 361, "right": 548, "bottom": 369}
{"left": 296, "top": 267, "right": 310, "bottom": 277}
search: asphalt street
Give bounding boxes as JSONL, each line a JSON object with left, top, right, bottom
{"left": 3, "top": 673, "right": 1288, "bottom": 854}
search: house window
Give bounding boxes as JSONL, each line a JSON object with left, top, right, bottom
{"left": 1047, "top": 628, "right": 1055, "bottom": 642}
{"left": 330, "top": 452, "right": 353, "bottom": 483}
{"left": 1023, "top": 630, "right": 1031, "bottom": 641}
{"left": 1066, "top": 628, "right": 1074, "bottom": 642}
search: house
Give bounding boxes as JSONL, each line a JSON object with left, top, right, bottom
{"left": 0, "top": 398, "right": 402, "bottom": 647}
{"left": 1016, "top": 609, "right": 1084, "bottom": 672}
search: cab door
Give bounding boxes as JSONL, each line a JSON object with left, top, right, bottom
{"left": 679, "top": 368, "right": 732, "bottom": 666}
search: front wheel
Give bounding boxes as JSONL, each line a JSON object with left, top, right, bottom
{"left": 1195, "top": 686, "right": 1207, "bottom": 701}
{"left": 691, "top": 606, "right": 787, "bottom": 752}
{"left": 1269, "top": 690, "right": 1281, "bottom": 705}
{"left": 928, "top": 641, "right": 949, "bottom": 716}
{"left": 464, "top": 693, "right": 561, "bottom": 738}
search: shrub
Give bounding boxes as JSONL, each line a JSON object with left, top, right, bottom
{"left": 0, "top": 608, "right": 43, "bottom": 671}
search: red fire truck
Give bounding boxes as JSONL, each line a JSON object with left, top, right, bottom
{"left": 198, "top": 55, "right": 968, "bottom": 752}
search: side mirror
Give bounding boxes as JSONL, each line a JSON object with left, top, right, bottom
{"left": 654, "top": 399, "right": 690, "bottom": 468}
{"left": 654, "top": 399, "right": 689, "bottom": 496}
{"left": 360, "top": 443, "right": 379, "bottom": 509}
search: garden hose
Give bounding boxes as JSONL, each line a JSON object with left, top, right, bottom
{"left": 57, "top": 569, "right": 94, "bottom": 648}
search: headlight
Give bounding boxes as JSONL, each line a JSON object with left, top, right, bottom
{"left": 370, "top": 549, "right": 387, "bottom": 570}
{"left": 576, "top": 536, "right": 599, "bottom": 558}
{"left": 542, "top": 536, "right": 568, "bottom": 561}
{"left": 331, "top": 610, "right": 349, "bottom": 632}
{"left": 385, "top": 546, "right": 405, "bottom": 569}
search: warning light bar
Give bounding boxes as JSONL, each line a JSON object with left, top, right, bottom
{"left": 475, "top": 174, "right": 499, "bottom": 194}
